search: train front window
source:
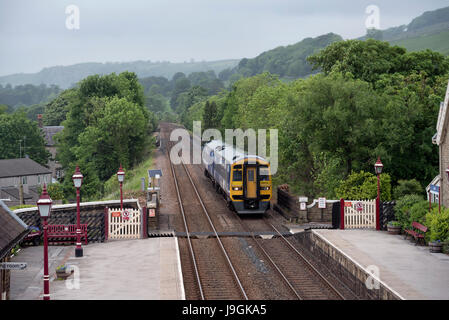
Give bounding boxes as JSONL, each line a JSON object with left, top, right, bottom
{"left": 259, "top": 166, "right": 270, "bottom": 181}
{"left": 233, "top": 170, "right": 242, "bottom": 181}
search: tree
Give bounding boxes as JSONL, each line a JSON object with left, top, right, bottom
{"left": 43, "top": 89, "right": 77, "bottom": 126}
{"left": 203, "top": 101, "right": 218, "bottom": 130}
{"left": 335, "top": 171, "right": 392, "bottom": 201}
{"left": 0, "top": 112, "right": 50, "bottom": 165}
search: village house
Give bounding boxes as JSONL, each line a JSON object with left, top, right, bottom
{"left": 37, "top": 114, "right": 64, "bottom": 181}
{"left": 432, "top": 80, "right": 449, "bottom": 207}
{"left": 0, "top": 158, "right": 52, "bottom": 207}
{"left": 0, "top": 200, "right": 29, "bottom": 300}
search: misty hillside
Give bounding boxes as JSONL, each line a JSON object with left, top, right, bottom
{"left": 0, "top": 59, "right": 239, "bottom": 89}
{"left": 230, "top": 33, "right": 343, "bottom": 79}
{"left": 359, "top": 6, "right": 449, "bottom": 55}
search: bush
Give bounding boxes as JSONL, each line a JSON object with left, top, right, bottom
{"left": 393, "top": 179, "right": 423, "bottom": 199}
{"left": 394, "top": 194, "right": 424, "bottom": 229}
{"left": 425, "top": 208, "right": 449, "bottom": 242}
{"left": 335, "top": 171, "right": 392, "bottom": 201}
{"left": 37, "top": 183, "right": 65, "bottom": 200}
{"left": 408, "top": 200, "right": 433, "bottom": 229}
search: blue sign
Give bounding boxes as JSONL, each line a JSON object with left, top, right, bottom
{"left": 430, "top": 184, "right": 440, "bottom": 194}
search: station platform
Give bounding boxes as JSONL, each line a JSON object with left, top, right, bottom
{"left": 314, "top": 229, "right": 449, "bottom": 300}
{"left": 10, "top": 238, "right": 185, "bottom": 300}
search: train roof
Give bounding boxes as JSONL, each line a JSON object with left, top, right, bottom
{"left": 204, "top": 140, "right": 268, "bottom": 164}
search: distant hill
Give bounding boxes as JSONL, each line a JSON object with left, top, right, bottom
{"left": 0, "top": 59, "right": 239, "bottom": 89}
{"left": 359, "top": 6, "right": 449, "bottom": 55}
{"left": 229, "top": 33, "right": 343, "bottom": 80}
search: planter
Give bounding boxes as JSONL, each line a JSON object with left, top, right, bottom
{"left": 387, "top": 225, "right": 401, "bottom": 235}
{"left": 55, "top": 265, "right": 73, "bottom": 280}
{"left": 429, "top": 242, "right": 443, "bottom": 253}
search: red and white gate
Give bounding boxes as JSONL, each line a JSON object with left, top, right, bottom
{"left": 108, "top": 208, "right": 141, "bottom": 239}
{"left": 343, "top": 200, "right": 376, "bottom": 229}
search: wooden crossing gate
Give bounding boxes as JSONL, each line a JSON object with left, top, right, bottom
{"left": 343, "top": 200, "right": 376, "bottom": 229}
{"left": 107, "top": 208, "right": 141, "bottom": 239}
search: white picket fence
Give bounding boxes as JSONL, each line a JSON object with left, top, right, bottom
{"left": 344, "top": 200, "right": 376, "bottom": 229}
{"left": 108, "top": 208, "right": 141, "bottom": 239}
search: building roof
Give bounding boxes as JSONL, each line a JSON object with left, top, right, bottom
{"left": 0, "top": 200, "right": 29, "bottom": 260}
{"left": 42, "top": 126, "right": 64, "bottom": 146}
{"left": 434, "top": 80, "right": 449, "bottom": 145}
{"left": 0, "top": 158, "right": 51, "bottom": 179}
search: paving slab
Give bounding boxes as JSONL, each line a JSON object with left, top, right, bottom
{"left": 314, "top": 229, "right": 449, "bottom": 300}
{"left": 10, "top": 238, "right": 184, "bottom": 300}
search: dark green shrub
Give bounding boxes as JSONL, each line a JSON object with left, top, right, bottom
{"left": 408, "top": 200, "right": 433, "bottom": 229}
{"left": 425, "top": 208, "right": 449, "bottom": 242}
{"left": 394, "top": 194, "right": 424, "bottom": 229}
{"left": 393, "top": 179, "right": 423, "bottom": 199}
{"left": 335, "top": 171, "right": 391, "bottom": 201}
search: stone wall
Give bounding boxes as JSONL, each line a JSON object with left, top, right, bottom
{"left": 294, "top": 230, "right": 402, "bottom": 300}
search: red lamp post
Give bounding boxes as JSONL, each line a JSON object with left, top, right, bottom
{"left": 72, "top": 166, "right": 84, "bottom": 257}
{"left": 117, "top": 164, "right": 125, "bottom": 210}
{"left": 37, "top": 184, "right": 52, "bottom": 300}
{"left": 374, "top": 157, "right": 383, "bottom": 231}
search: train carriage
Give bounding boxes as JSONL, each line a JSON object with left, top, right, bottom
{"left": 203, "top": 140, "right": 272, "bottom": 214}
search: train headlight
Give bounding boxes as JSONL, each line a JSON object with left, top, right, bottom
{"left": 232, "top": 187, "right": 242, "bottom": 191}
{"left": 260, "top": 186, "right": 270, "bottom": 190}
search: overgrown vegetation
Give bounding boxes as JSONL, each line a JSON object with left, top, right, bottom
{"left": 55, "top": 72, "right": 158, "bottom": 200}
{"left": 180, "top": 39, "right": 448, "bottom": 199}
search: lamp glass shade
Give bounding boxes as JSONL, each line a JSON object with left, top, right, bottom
{"left": 374, "top": 158, "right": 383, "bottom": 175}
{"left": 117, "top": 171, "right": 125, "bottom": 183}
{"left": 72, "top": 166, "right": 83, "bottom": 188}
{"left": 37, "top": 201, "right": 52, "bottom": 218}
{"left": 37, "top": 190, "right": 52, "bottom": 218}
{"left": 72, "top": 174, "right": 83, "bottom": 188}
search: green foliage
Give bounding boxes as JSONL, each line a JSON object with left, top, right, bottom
{"left": 393, "top": 179, "right": 423, "bottom": 199}
{"left": 229, "top": 33, "right": 342, "bottom": 80}
{"left": 394, "top": 194, "right": 426, "bottom": 229}
{"left": 388, "top": 221, "right": 401, "bottom": 227}
{"left": 409, "top": 200, "right": 432, "bottom": 228}
{"left": 56, "top": 72, "right": 154, "bottom": 200}
{"left": 0, "top": 112, "right": 50, "bottom": 165}
{"left": 37, "top": 183, "right": 65, "bottom": 200}
{"left": 43, "top": 89, "right": 77, "bottom": 126}
{"left": 203, "top": 101, "right": 219, "bottom": 130}
{"left": 335, "top": 171, "right": 392, "bottom": 201}
{"left": 10, "top": 204, "right": 37, "bottom": 210}
{"left": 425, "top": 208, "right": 449, "bottom": 242}
{"left": 308, "top": 39, "right": 449, "bottom": 84}
{"left": 0, "top": 83, "right": 60, "bottom": 109}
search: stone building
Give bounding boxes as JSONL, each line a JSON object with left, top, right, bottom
{"left": 0, "top": 158, "right": 52, "bottom": 207}
{"left": 0, "top": 200, "right": 29, "bottom": 300}
{"left": 38, "top": 114, "right": 64, "bottom": 181}
{"left": 433, "top": 80, "right": 449, "bottom": 208}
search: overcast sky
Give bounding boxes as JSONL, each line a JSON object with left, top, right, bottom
{"left": 0, "top": 0, "right": 447, "bottom": 76}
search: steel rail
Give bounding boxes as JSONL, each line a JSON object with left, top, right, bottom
{"left": 180, "top": 160, "right": 249, "bottom": 300}
{"left": 269, "top": 222, "right": 346, "bottom": 300}
{"left": 239, "top": 219, "right": 303, "bottom": 300}
{"left": 167, "top": 139, "right": 205, "bottom": 300}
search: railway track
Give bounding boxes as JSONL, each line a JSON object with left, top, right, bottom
{"left": 167, "top": 135, "right": 248, "bottom": 300}
{"left": 162, "top": 122, "right": 349, "bottom": 300}
{"left": 239, "top": 216, "right": 345, "bottom": 300}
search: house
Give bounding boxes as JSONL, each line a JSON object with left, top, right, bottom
{"left": 432, "top": 79, "right": 449, "bottom": 208}
{"left": 0, "top": 200, "right": 29, "bottom": 300}
{"left": 426, "top": 175, "right": 440, "bottom": 204}
{"left": 37, "top": 114, "right": 64, "bottom": 181}
{"left": 0, "top": 158, "right": 52, "bottom": 207}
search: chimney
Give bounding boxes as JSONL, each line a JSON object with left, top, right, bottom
{"left": 37, "top": 114, "right": 43, "bottom": 128}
